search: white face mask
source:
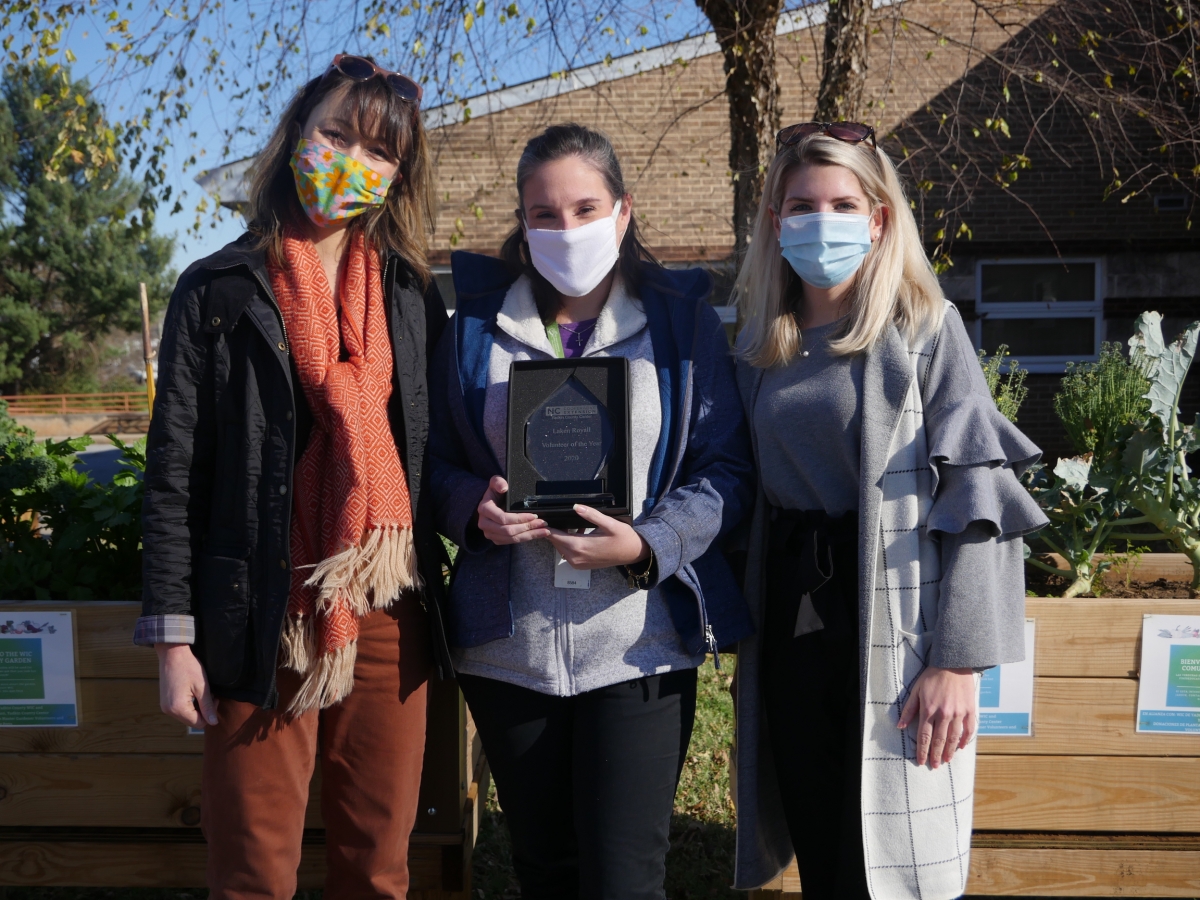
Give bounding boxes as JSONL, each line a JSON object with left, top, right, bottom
{"left": 525, "top": 200, "right": 623, "bottom": 297}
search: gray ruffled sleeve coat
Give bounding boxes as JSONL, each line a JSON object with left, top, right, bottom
{"left": 732, "top": 303, "right": 1047, "bottom": 900}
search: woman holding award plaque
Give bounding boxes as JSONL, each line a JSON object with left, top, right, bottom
{"left": 428, "top": 123, "right": 754, "bottom": 898}
{"left": 729, "top": 124, "right": 1048, "bottom": 900}
{"left": 137, "top": 57, "right": 449, "bottom": 899}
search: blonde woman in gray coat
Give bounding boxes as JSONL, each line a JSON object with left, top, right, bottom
{"left": 730, "top": 124, "right": 1047, "bottom": 900}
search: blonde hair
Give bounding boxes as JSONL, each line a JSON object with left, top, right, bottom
{"left": 734, "top": 135, "right": 945, "bottom": 367}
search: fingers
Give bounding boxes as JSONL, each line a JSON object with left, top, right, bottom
{"left": 897, "top": 688, "right": 919, "bottom": 731}
{"left": 960, "top": 709, "right": 977, "bottom": 748}
{"left": 477, "top": 491, "right": 548, "bottom": 545}
{"left": 195, "top": 673, "right": 219, "bottom": 727}
{"left": 927, "top": 706, "right": 951, "bottom": 768}
{"left": 489, "top": 475, "right": 509, "bottom": 495}
{"left": 481, "top": 517, "right": 550, "bottom": 544}
{"left": 571, "top": 503, "right": 615, "bottom": 531}
{"left": 162, "top": 686, "right": 204, "bottom": 728}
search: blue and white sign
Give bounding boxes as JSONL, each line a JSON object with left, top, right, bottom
{"left": 1136, "top": 614, "right": 1200, "bottom": 734}
{"left": 977, "top": 619, "right": 1036, "bottom": 736}
{"left": 0, "top": 610, "right": 78, "bottom": 727}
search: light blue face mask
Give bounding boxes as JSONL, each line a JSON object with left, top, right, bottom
{"left": 778, "top": 212, "right": 874, "bottom": 289}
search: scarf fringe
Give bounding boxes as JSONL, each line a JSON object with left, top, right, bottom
{"left": 280, "top": 613, "right": 315, "bottom": 675}
{"left": 280, "top": 525, "right": 420, "bottom": 713}
{"left": 288, "top": 641, "right": 358, "bottom": 714}
{"left": 304, "top": 523, "right": 420, "bottom": 617}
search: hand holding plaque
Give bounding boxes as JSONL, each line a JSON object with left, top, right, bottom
{"left": 506, "top": 358, "right": 631, "bottom": 529}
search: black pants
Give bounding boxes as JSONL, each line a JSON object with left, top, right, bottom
{"left": 760, "top": 509, "right": 871, "bottom": 900}
{"left": 458, "top": 669, "right": 697, "bottom": 900}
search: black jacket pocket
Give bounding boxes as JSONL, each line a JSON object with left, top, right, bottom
{"left": 195, "top": 554, "right": 251, "bottom": 686}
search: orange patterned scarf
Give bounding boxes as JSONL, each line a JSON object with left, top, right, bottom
{"left": 269, "top": 230, "right": 417, "bottom": 713}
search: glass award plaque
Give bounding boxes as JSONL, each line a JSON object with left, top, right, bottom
{"left": 506, "top": 358, "right": 631, "bottom": 528}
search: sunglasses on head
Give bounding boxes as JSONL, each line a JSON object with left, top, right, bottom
{"left": 326, "top": 54, "right": 423, "bottom": 106}
{"left": 776, "top": 122, "right": 876, "bottom": 149}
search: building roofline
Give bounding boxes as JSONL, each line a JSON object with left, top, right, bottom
{"left": 195, "top": 0, "right": 897, "bottom": 206}
{"left": 422, "top": 2, "right": 844, "bottom": 129}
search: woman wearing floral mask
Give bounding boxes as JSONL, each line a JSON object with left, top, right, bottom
{"left": 137, "top": 55, "right": 449, "bottom": 899}
{"left": 427, "top": 122, "right": 754, "bottom": 899}
{"left": 729, "top": 124, "right": 1048, "bottom": 900}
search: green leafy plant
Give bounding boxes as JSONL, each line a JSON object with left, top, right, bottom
{"left": 1054, "top": 343, "right": 1152, "bottom": 460}
{"left": 978, "top": 344, "right": 1029, "bottom": 423}
{"left": 1024, "top": 334, "right": 1174, "bottom": 597}
{"left": 0, "top": 401, "right": 145, "bottom": 599}
{"left": 1022, "top": 456, "right": 1137, "bottom": 597}
{"left": 1120, "top": 312, "right": 1200, "bottom": 596}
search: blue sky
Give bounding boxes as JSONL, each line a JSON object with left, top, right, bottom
{"left": 47, "top": 0, "right": 754, "bottom": 271}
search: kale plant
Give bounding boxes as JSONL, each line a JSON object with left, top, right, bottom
{"left": 0, "top": 400, "right": 145, "bottom": 599}
{"left": 1022, "top": 456, "right": 1150, "bottom": 597}
{"left": 1120, "top": 312, "right": 1200, "bottom": 595}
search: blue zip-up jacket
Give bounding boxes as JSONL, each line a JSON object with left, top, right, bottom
{"left": 428, "top": 251, "right": 755, "bottom": 659}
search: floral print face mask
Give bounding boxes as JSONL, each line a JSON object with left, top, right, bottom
{"left": 290, "top": 139, "right": 393, "bottom": 226}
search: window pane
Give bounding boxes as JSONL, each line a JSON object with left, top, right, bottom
{"left": 981, "top": 317, "right": 1095, "bottom": 358}
{"left": 980, "top": 262, "right": 1096, "bottom": 304}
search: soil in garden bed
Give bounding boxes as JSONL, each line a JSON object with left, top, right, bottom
{"left": 1026, "top": 569, "right": 1195, "bottom": 599}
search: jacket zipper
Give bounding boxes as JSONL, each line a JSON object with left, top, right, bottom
{"left": 654, "top": 309, "right": 721, "bottom": 669}
{"left": 206, "top": 261, "right": 291, "bottom": 356}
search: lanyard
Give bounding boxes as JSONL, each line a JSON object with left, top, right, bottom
{"left": 545, "top": 320, "right": 565, "bottom": 359}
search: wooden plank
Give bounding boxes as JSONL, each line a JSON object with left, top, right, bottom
{"left": 1026, "top": 597, "right": 1200, "bottom": 678}
{"left": 0, "top": 680, "right": 203, "bottom": 754}
{"left": 0, "top": 839, "right": 459, "bottom": 892}
{"left": 974, "top": 756, "right": 1200, "bottom": 832}
{"left": 756, "top": 845, "right": 1200, "bottom": 899}
{"left": 966, "top": 846, "right": 1200, "bottom": 896}
{"left": 0, "top": 601, "right": 156, "bottom": 679}
{"left": 0, "top": 754, "right": 206, "bottom": 829}
{"left": 0, "top": 754, "right": 322, "bottom": 828}
{"left": 976, "top": 677, "right": 1197, "bottom": 757}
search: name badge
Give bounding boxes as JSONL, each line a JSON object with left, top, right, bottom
{"left": 554, "top": 550, "right": 591, "bottom": 590}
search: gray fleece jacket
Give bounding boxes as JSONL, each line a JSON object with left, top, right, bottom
{"left": 452, "top": 275, "right": 704, "bottom": 695}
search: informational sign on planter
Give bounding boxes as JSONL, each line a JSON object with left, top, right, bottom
{"left": 0, "top": 611, "right": 78, "bottom": 727}
{"left": 1137, "top": 614, "right": 1200, "bottom": 734}
{"left": 977, "top": 619, "right": 1036, "bottom": 736}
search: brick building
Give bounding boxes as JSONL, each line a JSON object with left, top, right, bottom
{"left": 198, "top": 0, "right": 1198, "bottom": 463}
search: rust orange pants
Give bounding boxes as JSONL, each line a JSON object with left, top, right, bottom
{"left": 201, "top": 601, "right": 430, "bottom": 900}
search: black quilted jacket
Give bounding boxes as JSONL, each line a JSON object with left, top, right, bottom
{"left": 140, "top": 233, "right": 451, "bottom": 707}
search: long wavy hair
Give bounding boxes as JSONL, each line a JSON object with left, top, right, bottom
{"left": 734, "top": 135, "right": 945, "bottom": 368}
{"left": 500, "top": 123, "right": 661, "bottom": 322}
{"left": 246, "top": 58, "right": 434, "bottom": 285}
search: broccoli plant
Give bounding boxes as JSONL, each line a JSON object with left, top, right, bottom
{"left": 1022, "top": 456, "right": 1162, "bottom": 597}
{"left": 978, "top": 344, "right": 1029, "bottom": 423}
{"left": 1121, "top": 312, "right": 1200, "bottom": 595}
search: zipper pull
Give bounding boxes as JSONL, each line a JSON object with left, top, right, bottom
{"left": 706, "top": 624, "right": 720, "bottom": 670}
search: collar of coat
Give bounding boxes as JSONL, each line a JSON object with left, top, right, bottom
{"left": 178, "top": 231, "right": 421, "bottom": 335}
{"left": 494, "top": 272, "right": 648, "bottom": 357}
{"left": 448, "top": 251, "right": 712, "bottom": 511}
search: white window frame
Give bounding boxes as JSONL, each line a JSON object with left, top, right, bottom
{"left": 974, "top": 257, "right": 1105, "bottom": 373}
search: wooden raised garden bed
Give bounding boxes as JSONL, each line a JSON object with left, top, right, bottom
{"left": 0, "top": 601, "right": 488, "bottom": 899}
{"left": 752, "top": 596, "right": 1200, "bottom": 898}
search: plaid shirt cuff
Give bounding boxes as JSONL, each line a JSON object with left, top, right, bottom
{"left": 133, "top": 614, "right": 196, "bottom": 646}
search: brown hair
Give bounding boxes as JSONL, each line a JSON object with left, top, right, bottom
{"left": 500, "top": 123, "right": 660, "bottom": 322}
{"left": 246, "top": 59, "right": 434, "bottom": 285}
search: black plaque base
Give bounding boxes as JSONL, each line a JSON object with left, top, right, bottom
{"left": 506, "top": 358, "right": 631, "bottom": 529}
